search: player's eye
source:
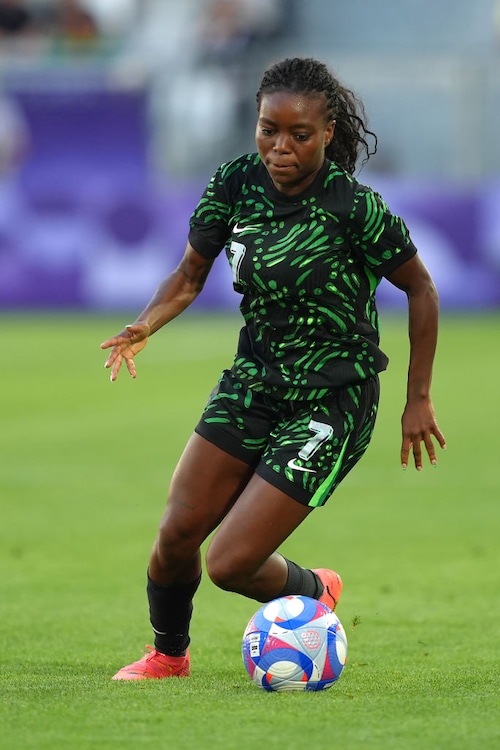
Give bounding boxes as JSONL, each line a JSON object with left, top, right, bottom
{"left": 294, "top": 133, "right": 310, "bottom": 142}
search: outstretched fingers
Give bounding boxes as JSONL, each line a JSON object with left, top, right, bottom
{"left": 401, "top": 425, "right": 447, "bottom": 471}
{"left": 107, "top": 352, "right": 137, "bottom": 382}
{"left": 100, "top": 325, "right": 148, "bottom": 381}
{"left": 400, "top": 397, "right": 446, "bottom": 471}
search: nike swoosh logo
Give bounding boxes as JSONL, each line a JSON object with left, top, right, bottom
{"left": 233, "top": 222, "right": 260, "bottom": 234}
{"left": 287, "top": 458, "right": 316, "bottom": 473}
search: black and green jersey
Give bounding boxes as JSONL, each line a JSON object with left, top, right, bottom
{"left": 188, "top": 154, "right": 416, "bottom": 398}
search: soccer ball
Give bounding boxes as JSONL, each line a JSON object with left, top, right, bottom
{"left": 242, "top": 595, "right": 347, "bottom": 692}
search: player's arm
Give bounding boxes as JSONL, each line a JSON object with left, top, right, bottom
{"left": 386, "top": 254, "right": 447, "bottom": 470}
{"left": 101, "top": 242, "right": 214, "bottom": 381}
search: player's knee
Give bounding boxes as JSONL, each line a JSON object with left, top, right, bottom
{"left": 205, "top": 548, "right": 250, "bottom": 593}
{"left": 155, "top": 513, "right": 198, "bottom": 567}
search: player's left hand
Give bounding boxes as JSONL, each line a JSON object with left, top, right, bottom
{"left": 400, "top": 397, "right": 446, "bottom": 470}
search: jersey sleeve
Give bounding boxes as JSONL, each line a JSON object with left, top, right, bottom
{"left": 188, "top": 164, "right": 233, "bottom": 259}
{"left": 347, "top": 186, "right": 417, "bottom": 277}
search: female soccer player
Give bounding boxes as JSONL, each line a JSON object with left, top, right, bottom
{"left": 101, "top": 57, "right": 446, "bottom": 680}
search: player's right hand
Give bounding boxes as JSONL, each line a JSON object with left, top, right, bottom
{"left": 100, "top": 323, "right": 150, "bottom": 381}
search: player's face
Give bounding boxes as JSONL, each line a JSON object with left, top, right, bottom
{"left": 256, "top": 91, "right": 335, "bottom": 196}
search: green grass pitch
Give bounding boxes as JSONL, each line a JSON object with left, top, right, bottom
{"left": 1, "top": 310, "right": 499, "bottom": 750}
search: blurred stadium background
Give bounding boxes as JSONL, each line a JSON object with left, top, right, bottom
{"left": 0, "top": 0, "right": 499, "bottom": 312}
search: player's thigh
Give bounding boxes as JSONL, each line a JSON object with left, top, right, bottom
{"left": 160, "top": 432, "right": 255, "bottom": 543}
{"left": 207, "top": 473, "right": 312, "bottom": 573}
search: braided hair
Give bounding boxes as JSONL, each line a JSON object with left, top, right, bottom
{"left": 256, "top": 57, "right": 377, "bottom": 176}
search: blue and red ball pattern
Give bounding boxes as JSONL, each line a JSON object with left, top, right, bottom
{"left": 242, "top": 595, "right": 348, "bottom": 692}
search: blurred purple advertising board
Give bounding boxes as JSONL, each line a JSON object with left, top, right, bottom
{"left": 0, "top": 80, "right": 499, "bottom": 311}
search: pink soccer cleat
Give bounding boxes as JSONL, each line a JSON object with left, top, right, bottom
{"left": 112, "top": 646, "right": 190, "bottom": 680}
{"left": 313, "top": 569, "right": 343, "bottom": 611}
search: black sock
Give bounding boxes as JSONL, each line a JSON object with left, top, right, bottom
{"left": 277, "top": 558, "right": 323, "bottom": 599}
{"left": 147, "top": 571, "right": 201, "bottom": 656}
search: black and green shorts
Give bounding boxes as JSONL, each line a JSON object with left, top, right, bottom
{"left": 195, "top": 369, "right": 380, "bottom": 507}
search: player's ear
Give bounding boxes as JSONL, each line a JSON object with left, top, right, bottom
{"left": 325, "top": 120, "right": 336, "bottom": 148}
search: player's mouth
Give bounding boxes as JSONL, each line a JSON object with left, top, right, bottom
{"left": 269, "top": 162, "right": 295, "bottom": 172}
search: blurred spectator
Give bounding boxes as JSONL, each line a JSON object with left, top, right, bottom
{"left": 59, "top": 0, "right": 97, "bottom": 37}
{"left": 50, "top": 0, "right": 99, "bottom": 51}
{"left": 192, "top": 0, "right": 289, "bottom": 170}
{"left": 0, "top": 93, "right": 30, "bottom": 175}
{"left": 198, "top": 0, "right": 288, "bottom": 65}
{"left": 239, "top": 0, "right": 291, "bottom": 41}
{"left": 0, "top": 0, "right": 108, "bottom": 54}
{"left": 198, "top": 0, "right": 252, "bottom": 65}
{"left": 81, "top": 0, "right": 137, "bottom": 37}
{"left": 0, "top": 0, "right": 32, "bottom": 37}
{"left": 115, "top": 0, "right": 214, "bottom": 174}
{"left": 121, "top": 0, "right": 201, "bottom": 69}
